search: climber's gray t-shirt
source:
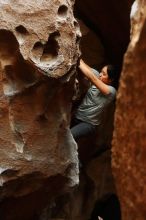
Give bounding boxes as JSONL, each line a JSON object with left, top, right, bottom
{"left": 75, "top": 69, "right": 116, "bottom": 126}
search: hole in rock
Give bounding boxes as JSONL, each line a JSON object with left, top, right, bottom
{"left": 0, "top": 29, "right": 39, "bottom": 92}
{"left": 40, "top": 32, "right": 60, "bottom": 63}
{"left": 0, "top": 30, "right": 19, "bottom": 58}
{"left": 2, "top": 169, "right": 19, "bottom": 177}
{"left": 33, "top": 42, "right": 43, "bottom": 50}
{"left": 58, "top": 5, "right": 68, "bottom": 17}
{"left": 32, "top": 41, "right": 44, "bottom": 59}
{"left": 15, "top": 25, "right": 29, "bottom": 35}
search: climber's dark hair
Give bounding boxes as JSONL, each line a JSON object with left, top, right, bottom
{"left": 107, "top": 65, "right": 117, "bottom": 81}
{"left": 106, "top": 64, "right": 119, "bottom": 88}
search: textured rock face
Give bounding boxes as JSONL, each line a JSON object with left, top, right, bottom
{"left": 0, "top": 0, "right": 80, "bottom": 205}
{"left": 112, "top": 1, "right": 146, "bottom": 219}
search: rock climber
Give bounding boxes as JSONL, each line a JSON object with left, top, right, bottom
{"left": 71, "top": 59, "right": 117, "bottom": 141}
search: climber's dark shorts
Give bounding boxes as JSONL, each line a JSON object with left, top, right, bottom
{"left": 70, "top": 118, "right": 97, "bottom": 141}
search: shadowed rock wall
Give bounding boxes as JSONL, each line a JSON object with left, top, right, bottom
{"left": 75, "top": 0, "right": 134, "bottom": 65}
{"left": 0, "top": 1, "right": 81, "bottom": 219}
{"left": 112, "top": 0, "right": 146, "bottom": 219}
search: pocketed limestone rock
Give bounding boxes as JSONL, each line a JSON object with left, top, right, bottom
{"left": 0, "top": 0, "right": 81, "bottom": 201}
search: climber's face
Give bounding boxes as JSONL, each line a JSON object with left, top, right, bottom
{"left": 99, "top": 66, "right": 111, "bottom": 85}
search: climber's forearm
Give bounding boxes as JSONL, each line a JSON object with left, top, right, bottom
{"left": 78, "top": 59, "right": 110, "bottom": 95}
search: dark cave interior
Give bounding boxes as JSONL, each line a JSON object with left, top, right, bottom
{"left": 72, "top": 1, "right": 134, "bottom": 219}
{"left": 74, "top": 0, "right": 134, "bottom": 76}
